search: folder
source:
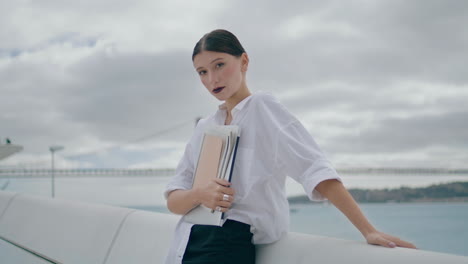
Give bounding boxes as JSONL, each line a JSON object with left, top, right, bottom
{"left": 184, "top": 125, "right": 241, "bottom": 226}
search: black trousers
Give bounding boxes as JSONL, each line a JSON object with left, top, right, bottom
{"left": 182, "top": 219, "right": 255, "bottom": 264}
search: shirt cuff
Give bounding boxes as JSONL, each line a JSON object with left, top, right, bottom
{"left": 301, "top": 160, "right": 342, "bottom": 201}
{"left": 164, "top": 185, "right": 190, "bottom": 200}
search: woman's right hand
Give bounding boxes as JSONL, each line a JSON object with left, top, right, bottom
{"left": 194, "top": 178, "right": 235, "bottom": 213}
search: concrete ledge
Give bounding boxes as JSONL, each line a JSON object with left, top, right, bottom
{"left": 256, "top": 232, "right": 467, "bottom": 264}
{"left": 105, "top": 210, "right": 179, "bottom": 264}
{"left": 0, "top": 191, "right": 467, "bottom": 264}
{"left": 0, "top": 238, "right": 53, "bottom": 264}
{"left": 0, "top": 192, "right": 134, "bottom": 264}
{"left": 0, "top": 191, "right": 17, "bottom": 219}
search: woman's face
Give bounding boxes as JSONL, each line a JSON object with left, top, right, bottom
{"left": 193, "top": 51, "right": 248, "bottom": 101}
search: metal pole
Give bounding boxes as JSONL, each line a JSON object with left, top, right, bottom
{"left": 51, "top": 150, "right": 55, "bottom": 198}
{"left": 49, "top": 145, "right": 63, "bottom": 199}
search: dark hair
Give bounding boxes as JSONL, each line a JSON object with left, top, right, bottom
{"left": 192, "top": 29, "right": 246, "bottom": 61}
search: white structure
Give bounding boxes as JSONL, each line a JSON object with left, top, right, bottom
{"left": 0, "top": 144, "right": 23, "bottom": 161}
{"left": 0, "top": 191, "right": 467, "bottom": 264}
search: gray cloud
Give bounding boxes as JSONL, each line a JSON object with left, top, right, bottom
{"left": 62, "top": 50, "right": 199, "bottom": 140}
{"left": 329, "top": 111, "right": 468, "bottom": 153}
{"left": 236, "top": 0, "right": 468, "bottom": 88}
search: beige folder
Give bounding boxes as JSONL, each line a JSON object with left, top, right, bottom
{"left": 185, "top": 125, "right": 240, "bottom": 226}
{"left": 192, "top": 134, "right": 224, "bottom": 189}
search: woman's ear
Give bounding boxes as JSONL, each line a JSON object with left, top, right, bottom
{"left": 241, "top": 53, "right": 249, "bottom": 72}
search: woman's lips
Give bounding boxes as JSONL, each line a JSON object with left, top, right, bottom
{"left": 213, "top": 86, "right": 225, "bottom": 94}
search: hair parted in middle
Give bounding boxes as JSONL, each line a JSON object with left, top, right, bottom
{"left": 192, "top": 29, "right": 246, "bottom": 61}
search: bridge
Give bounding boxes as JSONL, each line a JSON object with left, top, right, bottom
{"left": 0, "top": 168, "right": 176, "bottom": 178}
{"left": 0, "top": 167, "right": 467, "bottom": 178}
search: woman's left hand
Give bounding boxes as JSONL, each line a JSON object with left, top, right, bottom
{"left": 365, "top": 231, "right": 417, "bottom": 249}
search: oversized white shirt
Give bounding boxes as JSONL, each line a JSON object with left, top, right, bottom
{"left": 164, "top": 91, "right": 341, "bottom": 264}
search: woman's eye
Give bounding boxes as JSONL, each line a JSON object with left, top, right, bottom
{"left": 216, "top": 63, "right": 224, "bottom": 68}
{"left": 198, "top": 70, "right": 207, "bottom": 76}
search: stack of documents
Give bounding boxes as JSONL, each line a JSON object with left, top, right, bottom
{"left": 184, "top": 125, "right": 241, "bottom": 226}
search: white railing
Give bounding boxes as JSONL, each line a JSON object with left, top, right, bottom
{"left": 0, "top": 191, "right": 467, "bottom": 264}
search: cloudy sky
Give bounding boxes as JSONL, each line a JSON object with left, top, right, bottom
{"left": 1, "top": 0, "right": 467, "bottom": 169}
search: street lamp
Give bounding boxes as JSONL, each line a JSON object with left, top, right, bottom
{"left": 49, "top": 145, "right": 64, "bottom": 198}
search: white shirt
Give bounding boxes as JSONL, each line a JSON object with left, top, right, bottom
{"left": 164, "top": 91, "right": 341, "bottom": 264}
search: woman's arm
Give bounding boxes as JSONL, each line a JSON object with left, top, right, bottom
{"left": 315, "top": 179, "right": 416, "bottom": 249}
{"left": 167, "top": 178, "right": 235, "bottom": 215}
{"left": 166, "top": 189, "right": 201, "bottom": 215}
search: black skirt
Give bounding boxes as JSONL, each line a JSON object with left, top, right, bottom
{"left": 182, "top": 219, "right": 255, "bottom": 264}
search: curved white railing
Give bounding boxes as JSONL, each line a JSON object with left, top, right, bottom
{"left": 0, "top": 191, "right": 467, "bottom": 264}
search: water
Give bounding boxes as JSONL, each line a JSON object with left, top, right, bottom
{"left": 1, "top": 175, "right": 467, "bottom": 256}
{"left": 288, "top": 202, "right": 468, "bottom": 257}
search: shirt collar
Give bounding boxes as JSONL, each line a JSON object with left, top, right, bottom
{"left": 218, "top": 94, "right": 253, "bottom": 117}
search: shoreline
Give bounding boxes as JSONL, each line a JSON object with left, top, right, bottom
{"left": 288, "top": 181, "right": 468, "bottom": 204}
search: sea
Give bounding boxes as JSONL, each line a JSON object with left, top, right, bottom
{"left": 1, "top": 174, "right": 467, "bottom": 257}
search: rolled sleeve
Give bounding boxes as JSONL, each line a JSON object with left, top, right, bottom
{"left": 275, "top": 120, "right": 341, "bottom": 201}
{"left": 164, "top": 138, "right": 196, "bottom": 199}
{"left": 301, "top": 159, "right": 341, "bottom": 201}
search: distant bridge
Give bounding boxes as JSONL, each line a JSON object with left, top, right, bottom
{"left": 337, "top": 167, "right": 468, "bottom": 175}
{"left": 0, "top": 167, "right": 467, "bottom": 178}
{"left": 0, "top": 168, "right": 176, "bottom": 178}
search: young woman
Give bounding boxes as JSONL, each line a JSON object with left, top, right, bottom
{"left": 164, "top": 29, "right": 416, "bottom": 264}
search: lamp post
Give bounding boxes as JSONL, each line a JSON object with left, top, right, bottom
{"left": 49, "top": 145, "right": 64, "bottom": 198}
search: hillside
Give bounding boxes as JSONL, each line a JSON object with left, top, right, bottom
{"left": 288, "top": 181, "right": 468, "bottom": 204}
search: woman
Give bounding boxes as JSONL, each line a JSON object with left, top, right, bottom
{"left": 165, "top": 29, "right": 416, "bottom": 264}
